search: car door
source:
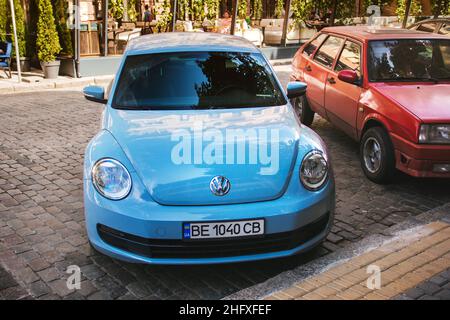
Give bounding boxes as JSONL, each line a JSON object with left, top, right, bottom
{"left": 324, "top": 39, "right": 363, "bottom": 139}
{"left": 305, "top": 35, "right": 345, "bottom": 118}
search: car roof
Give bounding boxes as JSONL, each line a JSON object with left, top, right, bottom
{"left": 125, "top": 32, "right": 259, "bottom": 55}
{"left": 409, "top": 17, "right": 450, "bottom": 26}
{"left": 320, "top": 26, "right": 449, "bottom": 41}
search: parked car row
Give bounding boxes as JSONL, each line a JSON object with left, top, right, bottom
{"left": 291, "top": 26, "right": 450, "bottom": 182}
{"left": 81, "top": 27, "right": 448, "bottom": 266}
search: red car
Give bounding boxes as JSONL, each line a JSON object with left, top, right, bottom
{"left": 291, "top": 26, "right": 450, "bottom": 183}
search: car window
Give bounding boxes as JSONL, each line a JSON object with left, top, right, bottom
{"left": 335, "top": 41, "right": 361, "bottom": 76}
{"left": 439, "top": 23, "right": 449, "bottom": 35}
{"left": 416, "top": 22, "right": 437, "bottom": 33}
{"left": 313, "top": 36, "right": 344, "bottom": 68}
{"left": 368, "top": 39, "right": 450, "bottom": 81}
{"left": 112, "top": 51, "right": 286, "bottom": 110}
{"left": 303, "top": 34, "right": 327, "bottom": 57}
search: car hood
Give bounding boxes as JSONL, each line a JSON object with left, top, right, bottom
{"left": 105, "top": 105, "right": 300, "bottom": 206}
{"left": 372, "top": 83, "right": 450, "bottom": 122}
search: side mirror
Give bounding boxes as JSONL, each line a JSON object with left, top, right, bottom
{"left": 83, "top": 85, "right": 107, "bottom": 104}
{"left": 286, "top": 81, "right": 307, "bottom": 99}
{"left": 337, "top": 70, "right": 359, "bottom": 84}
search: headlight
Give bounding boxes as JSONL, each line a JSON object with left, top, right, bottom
{"left": 92, "top": 158, "right": 132, "bottom": 200}
{"left": 300, "top": 150, "right": 329, "bottom": 191}
{"left": 419, "top": 124, "right": 450, "bottom": 144}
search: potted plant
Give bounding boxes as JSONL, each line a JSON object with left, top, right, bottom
{"left": 36, "top": 0, "right": 61, "bottom": 79}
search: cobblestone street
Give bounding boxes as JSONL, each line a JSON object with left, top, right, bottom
{"left": 1, "top": 67, "right": 450, "bottom": 299}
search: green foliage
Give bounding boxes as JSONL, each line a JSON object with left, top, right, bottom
{"left": 205, "top": 0, "right": 219, "bottom": 20}
{"left": 431, "top": 0, "right": 450, "bottom": 16}
{"left": 179, "top": 0, "right": 191, "bottom": 20}
{"left": 108, "top": 0, "right": 137, "bottom": 22}
{"left": 0, "top": 0, "right": 27, "bottom": 57}
{"left": 109, "top": 0, "right": 124, "bottom": 21}
{"left": 12, "top": 0, "right": 26, "bottom": 57}
{"left": 396, "top": 0, "right": 422, "bottom": 20}
{"left": 52, "top": 0, "right": 73, "bottom": 56}
{"left": 238, "top": 0, "right": 248, "bottom": 19}
{"left": 0, "top": 0, "right": 6, "bottom": 43}
{"left": 252, "top": 0, "right": 263, "bottom": 20}
{"left": 156, "top": 0, "right": 172, "bottom": 29}
{"left": 275, "top": 0, "right": 284, "bottom": 18}
{"left": 291, "top": 0, "right": 314, "bottom": 24}
{"left": 127, "top": 0, "right": 137, "bottom": 22}
{"left": 36, "top": 0, "right": 61, "bottom": 62}
{"left": 191, "top": 0, "right": 205, "bottom": 21}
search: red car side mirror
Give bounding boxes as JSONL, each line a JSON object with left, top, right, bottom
{"left": 338, "top": 70, "right": 359, "bottom": 84}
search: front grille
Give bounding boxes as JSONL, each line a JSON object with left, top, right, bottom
{"left": 97, "top": 213, "right": 330, "bottom": 259}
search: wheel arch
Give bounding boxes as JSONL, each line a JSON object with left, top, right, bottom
{"left": 359, "top": 115, "right": 392, "bottom": 142}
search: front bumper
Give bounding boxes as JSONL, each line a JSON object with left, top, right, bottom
{"left": 391, "top": 133, "right": 450, "bottom": 178}
{"left": 84, "top": 179, "right": 335, "bottom": 265}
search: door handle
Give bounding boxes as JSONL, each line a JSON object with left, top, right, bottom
{"left": 327, "top": 77, "right": 336, "bottom": 84}
{"left": 304, "top": 65, "right": 312, "bottom": 72}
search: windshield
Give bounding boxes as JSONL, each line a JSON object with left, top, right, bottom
{"left": 112, "top": 51, "right": 286, "bottom": 110}
{"left": 368, "top": 39, "right": 450, "bottom": 82}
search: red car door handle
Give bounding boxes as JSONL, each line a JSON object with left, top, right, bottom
{"left": 327, "top": 77, "right": 336, "bottom": 84}
{"left": 304, "top": 65, "right": 312, "bottom": 72}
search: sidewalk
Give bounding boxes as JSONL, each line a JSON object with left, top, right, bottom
{"left": 0, "top": 74, "right": 114, "bottom": 94}
{"left": 226, "top": 203, "right": 450, "bottom": 300}
{"left": 265, "top": 220, "right": 450, "bottom": 300}
{"left": 0, "top": 59, "right": 292, "bottom": 95}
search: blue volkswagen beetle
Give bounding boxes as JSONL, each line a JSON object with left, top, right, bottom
{"left": 83, "top": 33, "right": 335, "bottom": 264}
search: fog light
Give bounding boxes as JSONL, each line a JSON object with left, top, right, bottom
{"left": 433, "top": 164, "right": 450, "bottom": 173}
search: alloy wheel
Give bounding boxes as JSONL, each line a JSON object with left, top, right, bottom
{"left": 363, "top": 137, "right": 382, "bottom": 173}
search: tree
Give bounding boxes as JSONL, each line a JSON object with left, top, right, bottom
{"left": 0, "top": 0, "right": 27, "bottom": 57}
{"left": 36, "top": 0, "right": 61, "bottom": 62}
{"left": 205, "top": 0, "right": 220, "bottom": 20}
{"left": 191, "top": 0, "right": 205, "bottom": 21}
{"left": 275, "top": 0, "right": 284, "bottom": 18}
{"left": 179, "top": 0, "right": 191, "bottom": 20}
{"left": 291, "top": 0, "right": 314, "bottom": 24}
{"left": 238, "top": 0, "right": 248, "bottom": 18}
{"left": 252, "top": 0, "right": 263, "bottom": 20}
{"left": 156, "top": 0, "right": 172, "bottom": 30}
{"left": 52, "top": 0, "right": 73, "bottom": 56}
{"left": 396, "top": 0, "right": 422, "bottom": 20}
{"left": 0, "top": 0, "right": 7, "bottom": 43}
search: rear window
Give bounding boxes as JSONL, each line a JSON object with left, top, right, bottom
{"left": 112, "top": 51, "right": 286, "bottom": 110}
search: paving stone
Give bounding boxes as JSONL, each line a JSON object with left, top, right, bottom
{"left": 1, "top": 78, "right": 450, "bottom": 299}
{"left": 29, "top": 280, "right": 51, "bottom": 298}
{"left": 418, "top": 282, "right": 442, "bottom": 295}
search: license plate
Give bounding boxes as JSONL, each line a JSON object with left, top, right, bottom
{"left": 183, "top": 219, "right": 265, "bottom": 240}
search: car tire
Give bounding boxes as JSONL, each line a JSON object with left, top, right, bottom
{"left": 360, "top": 127, "right": 396, "bottom": 184}
{"left": 291, "top": 95, "right": 314, "bottom": 126}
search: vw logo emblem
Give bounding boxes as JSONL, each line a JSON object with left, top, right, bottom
{"left": 210, "top": 176, "right": 231, "bottom": 196}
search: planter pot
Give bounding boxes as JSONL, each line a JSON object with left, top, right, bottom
{"left": 40, "top": 60, "right": 61, "bottom": 79}
{"left": 12, "top": 57, "right": 31, "bottom": 72}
